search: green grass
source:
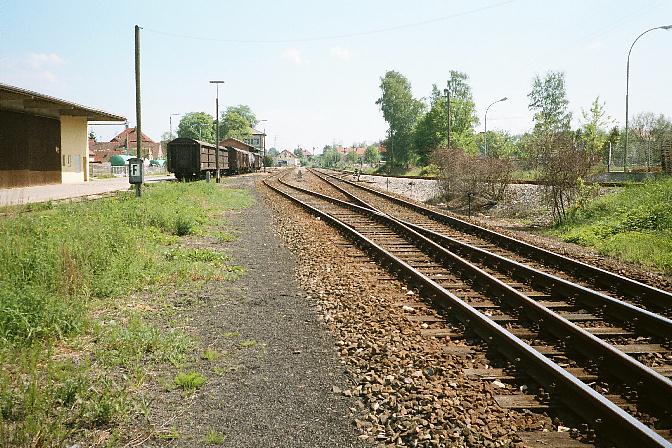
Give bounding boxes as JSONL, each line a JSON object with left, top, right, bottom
{"left": 204, "top": 429, "right": 226, "bottom": 445}
{"left": 0, "top": 181, "right": 252, "bottom": 447}
{"left": 550, "top": 177, "right": 672, "bottom": 273}
{"left": 174, "top": 371, "right": 206, "bottom": 391}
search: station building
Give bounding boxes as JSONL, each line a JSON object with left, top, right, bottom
{"left": 0, "top": 83, "right": 125, "bottom": 188}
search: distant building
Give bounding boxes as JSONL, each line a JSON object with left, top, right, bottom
{"left": 276, "top": 150, "right": 300, "bottom": 167}
{"left": 242, "top": 128, "right": 266, "bottom": 152}
{"left": 336, "top": 146, "right": 366, "bottom": 156}
{"left": 0, "top": 83, "right": 125, "bottom": 187}
{"left": 89, "top": 127, "right": 162, "bottom": 162}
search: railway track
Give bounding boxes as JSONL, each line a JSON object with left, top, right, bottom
{"left": 266, "top": 168, "right": 672, "bottom": 447}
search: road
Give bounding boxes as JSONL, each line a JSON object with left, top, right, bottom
{"left": 0, "top": 176, "right": 174, "bottom": 206}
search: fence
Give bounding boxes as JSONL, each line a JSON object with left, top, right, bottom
{"left": 89, "top": 163, "right": 167, "bottom": 178}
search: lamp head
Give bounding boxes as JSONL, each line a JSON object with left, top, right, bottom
{"left": 209, "top": 80, "right": 225, "bottom": 84}
{"left": 500, "top": 97, "right": 508, "bottom": 102}
{"left": 443, "top": 88, "right": 449, "bottom": 95}
{"left": 661, "top": 25, "right": 672, "bottom": 30}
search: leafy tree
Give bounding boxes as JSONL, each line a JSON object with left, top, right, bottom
{"left": 320, "top": 147, "right": 341, "bottom": 168}
{"left": 375, "top": 71, "right": 425, "bottom": 168}
{"left": 474, "top": 131, "right": 517, "bottom": 159}
{"left": 219, "top": 105, "right": 256, "bottom": 141}
{"left": 345, "top": 150, "right": 359, "bottom": 164}
{"left": 528, "top": 71, "right": 572, "bottom": 134}
{"left": 267, "top": 147, "right": 279, "bottom": 157}
{"left": 580, "top": 96, "right": 612, "bottom": 158}
{"left": 364, "top": 145, "right": 381, "bottom": 165}
{"left": 88, "top": 131, "right": 96, "bottom": 141}
{"left": 446, "top": 71, "right": 479, "bottom": 140}
{"left": 177, "top": 112, "right": 215, "bottom": 143}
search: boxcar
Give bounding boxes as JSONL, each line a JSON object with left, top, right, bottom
{"left": 227, "top": 146, "right": 255, "bottom": 174}
{"left": 167, "top": 138, "right": 228, "bottom": 180}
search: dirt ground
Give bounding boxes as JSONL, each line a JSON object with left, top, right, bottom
{"left": 141, "top": 173, "right": 364, "bottom": 447}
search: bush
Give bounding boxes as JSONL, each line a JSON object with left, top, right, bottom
{"left": 432, "top": 148, "right": 514, "bottom": 204}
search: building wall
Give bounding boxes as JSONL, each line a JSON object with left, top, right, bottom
{"left": 0, "top": 110, "right": 61, "bottom": 188}
{"left": 60, "top": 116, "right": 89, "bottom": 183}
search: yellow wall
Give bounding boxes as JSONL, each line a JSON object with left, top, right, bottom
{"left": 60, "top": 116, "right": 89, "bottom": 183}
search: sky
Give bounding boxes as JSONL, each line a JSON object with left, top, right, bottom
{"left": 1, "top": 0, "right": 671, "bottom": 153}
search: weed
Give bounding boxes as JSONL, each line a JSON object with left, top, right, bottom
{"left": 239, "top": 339, "right": 258, "bottom": 349}
{"left": 215, "top": 231, "right": 236, "bottom": 243}
{"left": 201, "top": 349, "right": 220, "bottom": 361}
{"left": 222, "top": 331, "right": 240, "bottom": 338}
{"left": 204, "top": 429, "right": 226, "bottom": 445}
{"left": 174, "top": 371, "right": 206, "bottom": 391}
{"left": 156, "top": 427, "right": 180, "bottom": 440}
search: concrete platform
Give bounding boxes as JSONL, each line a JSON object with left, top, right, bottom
{"left": 0, "top": 175, "right": 173, "bottom": 206}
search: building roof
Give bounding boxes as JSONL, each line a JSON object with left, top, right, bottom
{"left": 278, "top": 149, "right": 297, "bottom": 158}
{"left": 112, "top": 127, "right": 155, "bottom": 144}
{"left": 0, "top": 83, "right": 126, "bottom": 122}
{"left": 251, "top": 128, "right": 267, "bottom": 136}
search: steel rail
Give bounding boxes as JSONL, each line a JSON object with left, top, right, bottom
{"left": 265, "top": 173, "right": 671, "bottom": 448}
{"left": 288, "top": 171, "right": 672, "bottom": 411}
{"left": 309, "top": 168, "right": 672, "bottom": 339}
{"left": 315, "top": 169, "right": 672, "bottom": 309}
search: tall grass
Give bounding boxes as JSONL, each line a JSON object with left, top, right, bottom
{"left": 0, "top": 181, "right": 251, "bottom": 446}
{"left": 0, "top": 181, "right": 250, "bottom": 344}
{"left": 551, "top": 177, "right": 672, "bottom": 272}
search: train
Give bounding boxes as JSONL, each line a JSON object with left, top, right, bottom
{"left": 166, "top": 138, "right": 261, "bottom": 180}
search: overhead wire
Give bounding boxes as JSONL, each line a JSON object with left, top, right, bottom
{"left": 143, "top": 0, "right": 515, "bottom": 44}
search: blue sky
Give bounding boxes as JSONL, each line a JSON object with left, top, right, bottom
{"left": 1, "top": 0, "right": 671, "bottom": 152}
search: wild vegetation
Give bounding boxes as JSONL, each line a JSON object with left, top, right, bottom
{"left": 551, "top": 177, "right": 672, "bottom": 273}
{"left": 0, "top": 182, "right": 251, "bottom": 446}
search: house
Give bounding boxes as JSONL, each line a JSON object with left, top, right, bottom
{"left": 276, "top": 150, "right": 300, "bottom": 167}
{"left": 0, "top": 83, "right": 125, "bottom": 188}
{"left": 242, "top": 128, "right": 266, "bottom": 152}
{"left": 89, "top": 127, "right": 163, "bottom": 161}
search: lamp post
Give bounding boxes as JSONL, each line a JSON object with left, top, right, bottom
{"left": 210, "top": 81, "right": 225, "bottom": 182}
{"left": 258, "top": 119, "right": 268, "bottom": 172}
{"left": 624, "top": 25, "right": 671, "bottom": 172}
{"left": 443, "top": 87, "right": 451, "bottom": 149}
{"left": 169, "top": 113, "right": 181, "bottom": 140}
{"left": 484, "top": 97, "right": 507, "bottom": 156}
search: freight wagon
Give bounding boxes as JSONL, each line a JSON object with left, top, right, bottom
{"left": 167, "top": 138, "right": 260, "bottom": 180}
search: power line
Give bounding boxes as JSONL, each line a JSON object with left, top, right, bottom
{"left": 143, "top": 0, "right": 515, "bottom": 44}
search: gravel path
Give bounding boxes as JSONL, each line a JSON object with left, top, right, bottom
{"left": 145, "top": 173, "right": 364, "bottom": 447}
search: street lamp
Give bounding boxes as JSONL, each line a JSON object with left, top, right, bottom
{"left": 258, "top": 119, "right": 268, "bottom": 172}
{"left": 484, "top": 97, "right": 507, "bottom": 156}
{"left": 624, "top": 25, "right": 671, "bottom": 172}
{"left": 169, "top": 113, "right": 181, "bottom": 140}
{"left": 443, "top": 87, "right": 451, "bottom": 149}
{"left": 210, "top": 80, "right": 225, "bottom": 183}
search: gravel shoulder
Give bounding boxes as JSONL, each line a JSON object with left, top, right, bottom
{"left": 143, "top": 173, "right": 364, "bottom": 447}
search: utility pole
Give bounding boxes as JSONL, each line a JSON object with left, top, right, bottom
{"left": 444, "top": 86, "right": 451, "bottom": 149}
{"left": 258, "top": 119, "right": 268, "bottom": 172}
{"left": 134, "top": 24, "right": 142, "bottom": 198}
{"left": 210, "top": 81, "right": 225, "bottom": 183}
{"left": 169, "top": 113, "right": 181, "bottom": 140}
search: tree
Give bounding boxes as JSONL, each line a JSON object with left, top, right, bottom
{"left": 320, "top": 147, "right": 341, "bottom": 168}
{"left": 88, "top": 131, "right": 96, "bottom": 141}
{"left": 375, "top": 71, "right": 425, "bottom": 168}
{"left": 345, "top": 150, "right": 359, "bottom": 165}
{"left": 474, "top": 131, "right": 517, "bottom": 159}
{"left": 580, "top": 96, "right": 612, "bottom": 159}
{"left": 219, "top": 105, "right": 256, "bottom": 141}
{"left": 528, "top": 71, "right": 572, "bottom": 134}
{"left": 267, "top": 147, "right": 279, "bottom": 157}
{"left": 177, "top": 112, "right": 215, "bottom": 143}
{"left": 414, "top": 73, "right": 479, "bottom": 164}
{"left": 363, "top": 145, "right": 381, "bottom": 165}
